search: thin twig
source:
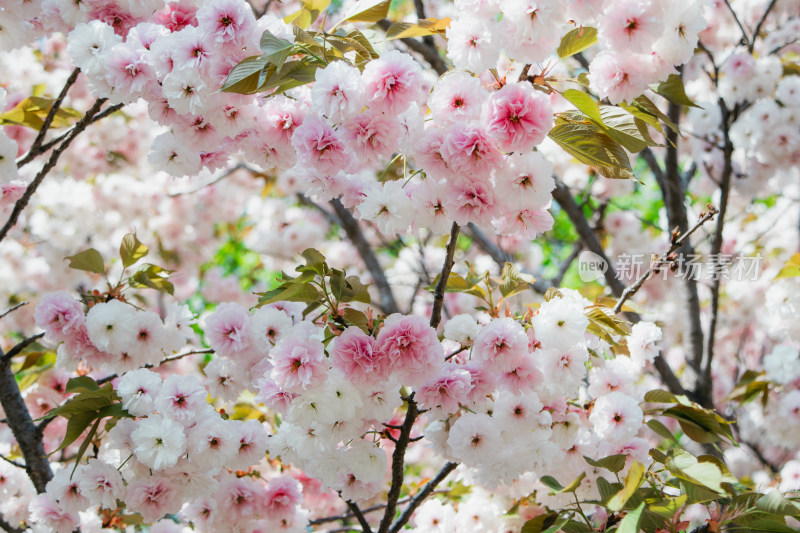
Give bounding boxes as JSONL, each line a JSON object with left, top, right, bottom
{"left": 0, "top": 453, "right": 25, "bottom": 469}
{"left": 1, "top": 333, "right": 44, "bottom": 363}
{"left": 346, "top": 500, "right": 373, "bottom": 533}
{"left": 430, "top": 223, "right": 459, "bottom": 330}
{"left": 723, "top": 0, "right": 750, "bottom": 46}
{"left": 94, "top": 348, "right": 214, "bottom": 386}
{"left": 0, "top": 302, "right": 28, "bottom": 322}
{"left": 613, "top": 206, "right": 718, "bottom": 314}
{"left": 0, "top": 100, "right": 123, "bottom": 245}
{"left": 389, "top": 462, "right": 458, "bottom": 533}
{"left": 17, "top": 68, "right": 81, "bottom": 168}
{"left": 750, "top": 0, "right": 778, "bottom": 52}
{"left": 298, "top": 193, "right": 339, "bottom": 226}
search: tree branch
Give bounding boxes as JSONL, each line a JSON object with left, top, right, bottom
{"left": 552, "top": 180, "right": 625, "bottom": 295}
{"left": 430, "top": 222, "right": 459, "bottom": 330}
{"left": 1, "top": 333, "right": 44, "bottom": 363}
{"left": 329, "top": 199, "right": 400, "bottom": 315}
{"left": 658, "top": 99, "right": 705, "bottom": 380}
{"left": 389, "top": 462, "right": 458, "bottom": 533}
{"left": 376, "top": 20, "right": 447, "bottom": 76}
{"left": 701, "top": 101, "right": 735, "bottom": 408}
{"left": 613, "top": 206, "right": 718, "bottom": 314}
{"left": 0, "top": 100, "right": 123, "bottom": 245}
{"left": 17, "top": 68, "right": 81, "bottom": 168}
{"left": 377, "top": 395, "right": 419, "bottom": 533}
{"left": 551, "top": 180, "right": 688, "bottom": 397}
{"left": 346, "top": 500, "right": 373, "bottom": 533}
{"left": 0, "top": 351, "right": 52, "bottom": 492}
{"left": 750, "top": 0, "right": 778, "bottom": 52}
{"left": 0, "top": 302, "right": 29, "bottom": 322}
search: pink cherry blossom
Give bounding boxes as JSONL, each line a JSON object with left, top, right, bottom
{"left": 376, "top": 314, "right": 443, "bottom": 387}
{"left": 362, "top": 50, "right": 424, "bottom": 115}
{"left": 483, "top": 82, "right": 553, "bottom": 153}
{"left": 270, "top": 335, "right": 328, "bottom": 392}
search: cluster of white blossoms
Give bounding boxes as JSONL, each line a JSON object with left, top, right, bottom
{"left": 21, "top": 281, "right": 665, "bottom": 530}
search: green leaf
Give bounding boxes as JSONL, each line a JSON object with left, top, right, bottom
{"left": 653, "top": 73, "right": 700, "bottom": 108}
{"left": 221, "top": 55, "right": 269, "bottom": 94}
{"left": 539, "top": 475, "right": 564, "bottom": 492}
{"left": 561, "top": 89, "right": 602, "bottom": 124}
{"left": 584, "top": 454, "right": 627, "bottom": 474}
{"left": 340, "top": 276, "right": 371, "bottom": 304}
{"left": 646, "top": 419, "right": 679, "bottom": 444}
{"left": 65, "top": 248, "right": 105, "bottom": 275}
{"left": 608, "top": 461, "right": 644, "bottom": 511}
{"left": 65, "top": 376, "right": 101, "bottom": 394}
{"left": 329, "top": 269, "right": 346, "bottom": 300}
{"left": 342, "top": 308, "right": 370, "bottom": 333}
{"left": 648, "top": 494, "right": 687, "bottom": 519}
{"left": 616, "top": 502, "right": 645, "bottom": 533}
{"left": 385, "top": 17, "right": 451, "bottom": 40}
{"left": 130, "top": 264, "right": 174, "bottom": 295}
{"left": 598, "top": 106, "right": 660, "bottom": 153}
{"left": 757, "top": 491, "right": 800, "bottom": 516}
{"left": 260, "top": 30, "right": 295, "bottom": 71}
{"left": 256, "top": 283, "right": 322, "bottom": 306}
{"left": 665, "top": 449, "right": 724, "bottom": 493}
{"left": 53, "top": 411, "right": 97, "bottom": 453}
{"left": 299, "top": 249, "right": 327, "bottom": 276}
{"left": 596, "top": 477, "right": 621, "bottom": 504}
{"left": 557, "top": 26, "right": 598, "bottom": 58}
{"left": 119, "top": 233, "right": 148, "bottom": 268}
{"left": 260, "top": 30, "right": 294, "bottom": 57}
{"left": 521, "top": 513, "right": 559, "bottom": 533}
{"left": 629, "top": 95, "right": 679, "bottom": 133}
{"left": 548, "top": 122, "right": 634, "bottom": 180}
{"left": 70, "top": 417, "right": 101, "bottom": 478}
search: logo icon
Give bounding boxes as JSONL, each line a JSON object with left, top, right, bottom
{"left": 577, "top": 251, "right": 608, "bottom": 282}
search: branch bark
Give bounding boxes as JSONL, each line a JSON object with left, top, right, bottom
{"left": 552, "top": 180, "right": 688, "bottom": 397}
{"left": 16, "top": 68, "right": 81, "bottom": 168}
{"left": 346, "top": 500, "right": 373, "bottom": 533}
{"left": 659, "top": 100, "right": 706, "bottom": 382}
{"left": 429, "top": 222, "right": 459, "bottom": 330}
{"left": 388, "top": 462, "right": 458, "bottom": 533}
{"left": 376, "top": 20, "right": 447, "bottom": 76}
{"left": 0, "top": 351, "right": 52, "bottom": 493}
{"left": 0, "top": 512, "right": 22, "bottom": 533}
{"left": 376, "top": 396, "right": 419, "bottom": 533}
{"left": 0, "top": 99, "right": 123, "bottom": 245}
{"left": 329, "top": 198, "right": 400, "bottom": 315}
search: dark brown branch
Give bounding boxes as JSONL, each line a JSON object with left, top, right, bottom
{"left": 0, "top": 351, "right": 52, "bottom": 492}
{"left": 430, "top": 222, "right": 459, "bottom": 330}
{"left": 297, "top": 193, "right": 339, "bottom": 226}
{"left": 640, "top": 147, "right": 665, "bottom": 190}
{"left": 388, "top": 462, "right": 458, "bottom": 533}
{"left": 552, "top": 180, "right": 689, "bottom": 398}
{"left": 552, "top": 181, "right": 626, "bottom": 295}
{"left": 659, "top": 99, "right": 705, "bottom": 379}
{"left": 17, "top": 68, "right": 81, "bottom": 168}
{"left": 723, "top": 0, "right": 750, "bottom": 46}
{"left": 0, "top": 302, "right": 28, "bottom": 322}
{"left": 1, "top": 333, "right": 44, "bottom": 363}
{"left": 750, "top": 0, "right": 778, "bottom": 52}
{"left": 329, "top": 199, "right": 400, "bottom": 315}
{"left": 613, "top": 206, "right": 718, "bottom": 314}
{"left": 0, "top": 100, "right": 123, "bottom": 245}
{"left": 377, "top": 396, "right": 419, "bottom": 533}
{"left": 346, "top": 500, "right": 373, "bottom": 533}
{"left": 376, "top": 20, "right": 447, "bottom": 76}
{"left": 701, "top": 101, "right": 735, "bottom": 407}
